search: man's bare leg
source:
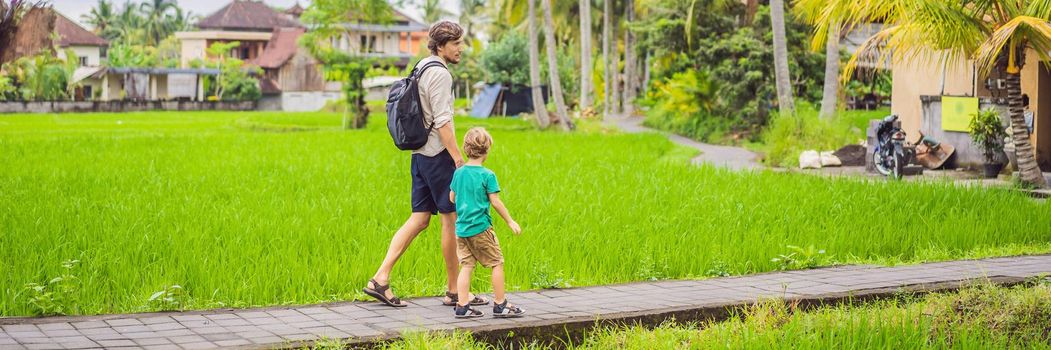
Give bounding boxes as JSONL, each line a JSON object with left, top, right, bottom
{"left": 439, "top": 212, "right": 460, "bottom": 303}
{"left": 368, "top": 212, "right": 431, "bottom": 300}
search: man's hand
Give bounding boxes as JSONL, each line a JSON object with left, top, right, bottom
{"left": 508, "top": 220, "right": 522, "bottom": 235}
{"left": 454, "top": 157, "right": 465, "bottom": 168}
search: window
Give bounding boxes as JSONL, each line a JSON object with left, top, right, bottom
{"left": 242, "top": 47, "right": 250, "bottom": 59}
{"left": 99, "top": 47, "right": 107, "bottom": 59}
{"left": 83, "top": 86, "right": 92, "bottom": 100}
{"left": 360, "top": 35, "right": 378, "bottom": 53}
{"left": 79, "top": 56, "right": 88, "bottom": 66}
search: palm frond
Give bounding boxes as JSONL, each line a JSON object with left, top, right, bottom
{"left": 974, "top": 15, "right": 1051, "bottom": 75}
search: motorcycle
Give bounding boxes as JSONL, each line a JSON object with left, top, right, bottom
{"left": 873, "top": 114, "right": 912, "bottom": 179}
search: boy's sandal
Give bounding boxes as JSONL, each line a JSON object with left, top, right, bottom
{"left": 362, "top": 279, "right": 407, "bottom": 308}
{"left": 442, "top": 291, "right": 490, "bottom": 306}
{"left": 492, "top": 300, "right": 525, "bottom": 318}
{"left": 454, "top": 305, "right": 484, "bottom": 319}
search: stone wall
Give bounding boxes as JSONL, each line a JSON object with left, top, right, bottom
{"left": 0, "top": 100, "right": 257, "bottom": 113}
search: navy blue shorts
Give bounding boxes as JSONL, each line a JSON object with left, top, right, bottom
{"left": 411, "top": 149, "right": 457, "bottom": 214}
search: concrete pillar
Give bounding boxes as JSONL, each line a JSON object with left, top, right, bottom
{"left": 197, "top": 75, "right": 205, "bottom": 102}
{"left": 101, "top": 74, "right": 109, "bottom": 102}
{"left": 150, "top": 75, "right": 158, "bottom": 101}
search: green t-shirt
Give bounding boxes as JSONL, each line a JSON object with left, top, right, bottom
{"left": 450, "top": 165, "right": 501, "bottom": 238}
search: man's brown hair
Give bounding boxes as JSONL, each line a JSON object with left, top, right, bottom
{"left": 428, "top": 21, "right": 464, "bottom": 55}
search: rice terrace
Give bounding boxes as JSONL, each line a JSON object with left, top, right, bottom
{"left": 2, "top": 0, "right": 1051, "bottom": 348}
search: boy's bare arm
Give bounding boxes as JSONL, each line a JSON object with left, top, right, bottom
{"left": 488, "top": 193, "right": 521, "bottom": 234}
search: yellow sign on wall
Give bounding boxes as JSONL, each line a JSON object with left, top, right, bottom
{"left": 941, "top": 96, "right": 979, "bottom": 132}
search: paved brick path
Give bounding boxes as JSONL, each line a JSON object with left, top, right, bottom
{"left": 1, "top": 255, "right": 1049, "bottom": 349}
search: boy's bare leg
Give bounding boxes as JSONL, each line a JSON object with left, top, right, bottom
{"left": 439, "top": 212, "right": 460, "bottom": 302}
{"left": 369, "top": 212, "right": 431, "bottom": 300}
{"left": 492, "top": 264, "right": 506, "bottom": 304}
{"left": 456, "top": 265, "right": 474, "bottom": 307}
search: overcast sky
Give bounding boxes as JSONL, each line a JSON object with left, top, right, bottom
{"left": 50, "top": 0, "right": 459, "bottom": 29}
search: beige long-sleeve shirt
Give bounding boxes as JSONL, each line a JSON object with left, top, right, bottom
{"left": 413, "top": 56, "right": 454, "bottom": 157}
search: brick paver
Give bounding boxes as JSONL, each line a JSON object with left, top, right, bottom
{"left": 1, "top": 255, "right": 1048, "bottom": 349}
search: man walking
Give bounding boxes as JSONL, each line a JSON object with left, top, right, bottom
{"left": 363, "top": 21, "right": 487, "bottom": 308}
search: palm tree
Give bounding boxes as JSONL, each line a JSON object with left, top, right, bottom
{"left": 770, "top": 0, "right": 795, "bottom": 116}
{"left": 140, "top": 0, "right": 179, "bottom": 46}
{"left": 459, "top": 0, "right": 487, "bottom": 46}
{"left": 797, "top": 0, "right": 1051, "bottom": 188}
{"left": 82, "top": 0, "right": 120, "bottom": 40}
{"left": 527, "top": 0, "right": 551, "bottom": 128}
{"left": 621, "top": 0, "right": 635, "bottom": 115}
{"left": 579, "top": 0, "right": 593, "bottom": 111}
{"left": 111, "top": 0, "right": 145, "bottom": 45}
{"left": 602, "top": 0, "right": 612, "bottom": 119}
{"left": 819, "top": 25, "right": 840, "bottom": 119}
{"left": 542, "top": 0, "right": 573, "bottom": 130}
{"left": 421, "top": 0, "right": 452, "bottom": 23}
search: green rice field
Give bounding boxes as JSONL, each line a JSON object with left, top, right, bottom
{"left": 1, "top": 110, "right": 1049, "bottom": 317}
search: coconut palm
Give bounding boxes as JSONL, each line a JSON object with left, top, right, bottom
{"left": 421, "top": 0, "right": 452, "bottom": 23}
{"left": 797, "top": 0, "right": 1051, "bottom": 188}
{"left": 770, "top": 0, "right": 795, "bottom": 115}
{"left": 82, "top": 0, "right": 121, "bottom": 41}
{"left": 819, "top": 25, "right": 840, "bottom": 119}
{"left": 579, "top": 0, "right": 593, "bottom": 111}
{"left": 621, "top": 0, "right": 635, "bottom": 115}
{"left": 603, "top": 0, "right": 613, "bottom": 118}
{"left": 139, "top": 0, "right": 178, "bottom": 46}
{"left": 459, "top": 0, "right": 487, "bottom": 45}
{"left": 542, "top": 0, "right": 573, "bottom": 130}
{"left": 527, "top": 0, "right": 551, "bottom": 128}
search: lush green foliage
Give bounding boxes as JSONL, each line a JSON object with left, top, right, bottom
{"left": 81, "top": 0, "right": 194, "bottom": 46}
{"left": 969, "top": 108, "right": 1009, "bottom": 163}
{"left": 638, "top": 3, "right": 826, "bottom": 143}
{"left": 0, "top": 51, "right": 79, "bottom": 101}
{"left": 481, "top": 33, "right": 531, "bottom": 87}
{"left": 1, "top": 111, "right": 1049, "bottom": 317}
{"left": 106, "top": 40, "right": 180, "bottom": 69}
{"left": 479, "top": 32, "right": 577, "bottom": 101}
{"left": 380, "top": 283, "right": 1051, "bottom": 349}
{"left": 760, "top": 102, "right": 885, "bottom": 167}
{"left": 300, "top": 0, "right": 396, "bottom": 128}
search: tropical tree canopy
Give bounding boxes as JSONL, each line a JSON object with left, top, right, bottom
{"left": 796, "top": 0, "right": 1051, "bottom": 79}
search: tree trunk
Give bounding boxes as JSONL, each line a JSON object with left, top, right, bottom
{"left": 1004, "top": 68, "right": 1048, "bottom": 188}
{"left": 819, "top": 25, "right": 840, "bottom": 120}
{"left": 602, "top": 0, "right": 612, "bottom": 119}
{"left": 742, "top": 0, "right": 758, "bottom": 26}
{"left": 621, "top": 0, "right": 635, "bottom": 116}
{"left": 610, "top": 5, "right": 621, "bottom": 115}
{"left": 528, "top": 0, "right": 550, "bottom": 128}
{"left": 770, "top": 0, "right": 794, "bottom": 115}
{"left": 542, "top": 0, "right": 573, "bottom": 130}
{"left": 579, "top": 0, "right": 593, "bottom": 112}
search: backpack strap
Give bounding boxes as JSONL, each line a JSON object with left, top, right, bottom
{"left": 410, "top": 60, "right": 448, "bottom": 79}
{"left": 409, "top": 60, "right": 449, "bottom": 132}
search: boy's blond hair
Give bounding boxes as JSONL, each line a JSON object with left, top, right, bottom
{"left": 463, "top": 127, "right": 492, "bottom": 159}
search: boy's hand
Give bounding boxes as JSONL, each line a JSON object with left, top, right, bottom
{"left": 508, "top": 220, "right": 522, "bottom": 235}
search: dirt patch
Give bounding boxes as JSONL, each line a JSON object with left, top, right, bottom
{"left": 834, "top": 145, "right": 867, "bottom": 166}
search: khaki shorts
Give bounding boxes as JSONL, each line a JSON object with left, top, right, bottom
{"left": 457, "top": 228, "right": 505, "bottom": 268}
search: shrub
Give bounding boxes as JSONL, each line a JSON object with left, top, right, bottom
{"left": 760, "top": 102, "right": 863, "bottom": 167}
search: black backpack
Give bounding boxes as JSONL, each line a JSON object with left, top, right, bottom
{"left": 386, "top": 61, "right": 448, "bottom": 150}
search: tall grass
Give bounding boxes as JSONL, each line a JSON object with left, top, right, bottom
{"left": 760, "top": 103, "right": 890, "bottom": 167}
{"left": 0, "top": 111, "right": 1048, "bottom": 316}
{"left": 379, "top": 283, "right": 1051, "bottom": 349}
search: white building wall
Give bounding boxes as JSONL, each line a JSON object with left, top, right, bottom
{"left": 57, "top": 46, "right": 103, "bottom": 66}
